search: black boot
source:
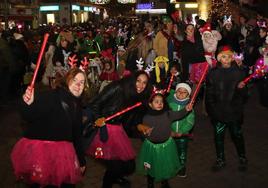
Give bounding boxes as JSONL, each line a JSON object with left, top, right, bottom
{"left": 211, "top": 158, "right": 226, "bottom": 172}
{"left": 161, "top": 180, "right": 171, "bottom": 188}
{"left": 238, "top": 157, "right": 248, "bottom": 172}
{"left": 147, "top": 175, "right": 154, "bottom": 188}
{"left": 114, "top": 177, "right": 131, "bottom": 188}
{"left": 177, "top": 167, "right": 187, "bottom": 178}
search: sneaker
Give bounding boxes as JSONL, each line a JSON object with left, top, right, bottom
{"left": 238, "top": 157, "right": 248, "bottom": 172}
{"left": 211, "top": 159, "right": 226, "bottom": 172}
{"left": 177, "top": 167, "right": 187, "bottom": 178}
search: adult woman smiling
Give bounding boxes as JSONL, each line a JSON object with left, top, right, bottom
{"left": 86, "top": 70, "right": 152, "bottom": 188}
{"left": 11, "top": 68, "right": 88, "bottom": 188}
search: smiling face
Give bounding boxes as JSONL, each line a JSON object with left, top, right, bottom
{"left": 68, "top": 73, "right": 85, "bottom": 97}
{"left": 175, "top": 87, "right": 189, "bottom": 100}
{"left": 220, "top": 53, "right": 233, "bottom": 68}
{"left": 149, "top": 95, "right": 164, "bottom": 111}
{"left": 185, "top": 25, "right": 194, "bottom": 37}
{"left": 136, "top": 73, "right": 148, "bottom": 93}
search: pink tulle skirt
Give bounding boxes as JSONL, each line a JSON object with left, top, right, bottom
{"left": 11, "top": 138, "right": 82, "bottom": 187}
{"left": 86, "top": 123, "right": 136, "bottom": 161}
{"left": 190, "top": 60, "right": 216, "bottom": 83}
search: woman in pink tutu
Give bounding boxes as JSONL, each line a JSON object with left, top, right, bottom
{"left": 11, "top": 68, "right": 87, "bottom": 188}
{"left": 85, "top": 70, "right": 152, "bottom": 188}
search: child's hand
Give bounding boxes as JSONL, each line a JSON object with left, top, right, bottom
{"left": 185, "top": 103, "right": 193, "bottom": 112}
{"left": 238, "top": 81, "right": 246, "bottom": 89}
{"left": 144, "top": 127, "right": 154, "bottom": 136}
{"left": 23, "top": 86, "right": 34, "bottom": 105}
{"left": 94, "top": 117, "right": 106, "bottom": 127}
{"left": 171, "top": 132, "right": 182, "bottom": 138}
{"left": 137, "top": 124, "right": 153, "bottom": 136}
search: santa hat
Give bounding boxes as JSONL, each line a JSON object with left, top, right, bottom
{"left": 199, "top": 22, "right": 212, "bottom": 34}
{"left": 217, "top": 46, "right": 234, "bottom": 61}
{"left": 175, "top": 83, "right": 192, "bottom": 95}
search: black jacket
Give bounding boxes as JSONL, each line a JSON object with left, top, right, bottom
{"left": 205, "top": 65, "right": 247, "bottom": 123}
{"left": 20, "top": 88, "right": 86, "bottom": 166}
{"left": 181, "top": 32, "right": 206, "bottom": 81}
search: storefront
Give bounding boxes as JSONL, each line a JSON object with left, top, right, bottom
{"left": 170, "top": 0, "right": 211, "bottom": 22}
{"left": 39, "top": 3, "right": 101, "bottom": 25}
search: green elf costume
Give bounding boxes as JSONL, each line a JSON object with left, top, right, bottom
{"left": 167, "top": 83, "right": 195, "bottom": 177}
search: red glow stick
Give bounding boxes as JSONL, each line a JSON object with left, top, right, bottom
{"left": 167, "top": 75, "right": 174, "bottom": 93}
{"left": 243, "top": 65, "right": 267, "bottom": 84}
{"left": 105, "top": 102, "right": 142, "bottom": 121}
{"left": 30, "top": 33, "right": 49, "bottom": 89}
{"left": 243, "top": 74, "right": 255, "bottom": 84}
{"left": 189, "top": 63, "right": 209, "bottom": 106}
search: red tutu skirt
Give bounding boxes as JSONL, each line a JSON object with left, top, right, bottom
{"left": 86, "top": 124, "right": 136, "bottom": 161}
{"left": 11, "top": 138, "right": 82, "bottom": 187}
{"left": 190, "top": 60, "right": 216, "bottom": 83}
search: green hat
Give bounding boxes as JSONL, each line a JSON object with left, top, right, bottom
{"left": 162, "top": 15, "right": 173, "bottom": 24}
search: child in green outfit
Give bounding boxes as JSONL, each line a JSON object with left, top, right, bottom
{"left": 167, "top": 83, "right": 195, "bottom": 177}
{"left": 137, "top": 92, "right": 193, "bottom": 188}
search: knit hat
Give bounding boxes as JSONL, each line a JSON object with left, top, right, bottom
{"left": 175, "top": 83, "right": 192, "bottom": 95}
{"left": 217, "top": 45, "right": 234, "bottom": 61}
{"left": 118, "top": 45, "right": 126, "bottom": 52}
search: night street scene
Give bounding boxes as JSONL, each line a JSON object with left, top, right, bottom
{"left": 0, "top": 0, "right": 268, "bottom": 188}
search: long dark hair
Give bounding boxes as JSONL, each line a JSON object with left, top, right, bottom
{"left": 120, "top": 70, "right": 152, "bottom": 105}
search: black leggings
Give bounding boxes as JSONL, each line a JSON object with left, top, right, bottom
{"left": 102, "top": 159, "right": 135, "bottom": 188}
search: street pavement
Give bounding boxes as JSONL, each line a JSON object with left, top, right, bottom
{"left": 0, "top": 86, "right": 267, "bottom": 188}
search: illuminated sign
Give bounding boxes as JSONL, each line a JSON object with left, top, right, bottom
{"left": 40, "top": 6, "right": 59, "bottom": 11}
{"left": 136, "top": 3, "right": 153, "bottom": 9}
{"left": 72, "top": 5, "right": 80, "bottom": 11}
{"left": 135, "top": 9, "right": 166, "bottom": 14}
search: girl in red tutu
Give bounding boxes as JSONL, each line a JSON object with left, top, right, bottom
{"left": 11, "top": 68, "right": 87, "bottom": 188}
{"left": 85, "top": 70, "right": 152, "bottom": 188}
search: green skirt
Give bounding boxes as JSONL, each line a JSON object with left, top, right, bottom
{"left": 136, "top": 137, "right": 181, "bottom": 182}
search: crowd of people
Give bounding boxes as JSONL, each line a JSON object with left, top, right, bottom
{"left": 1, "top": 10, "right": 268, "bottom": 188}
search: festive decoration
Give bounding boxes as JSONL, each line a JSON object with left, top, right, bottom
{"left": 234, "top": 53, "right": 244, "bottom": 61}
{"left": 100, "top": 48, "right": 115, "bottom": 62}
{"left": 189, "top": 63, "right": 209, "bottom": 106}
{"left": 136, "top": 58, "right": 144, "bottom": 70}
{"left": 209, "top": 0, "right": 232, "bottom": 19}
{"left": 30, "top": 33, "right": 49, "bottom": 90}
{"left": 136, "top": 58, "right": 154, "bottom": 76}
{"left": 68, "top": 54, "right": 78, "bottom": 68}
{"left": 95, "top": 147, "right": 104, "bottom": 158}
{"left": 166, "top": 75, "right": 174, "bottom": 93}
{"left": 257, "top": 20, "right": 267, "bottom": 28}
{"left": 243, "top": 58, "right": 268, "bottom": 84}
{"left": 152, "top": 86, "right": 166, "bottom": 96}
{"left": 105, "top": 102, "right": 142, "bottom": 122}
{"left": 80, "top": 57, "right": 90, "bottom": 72}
